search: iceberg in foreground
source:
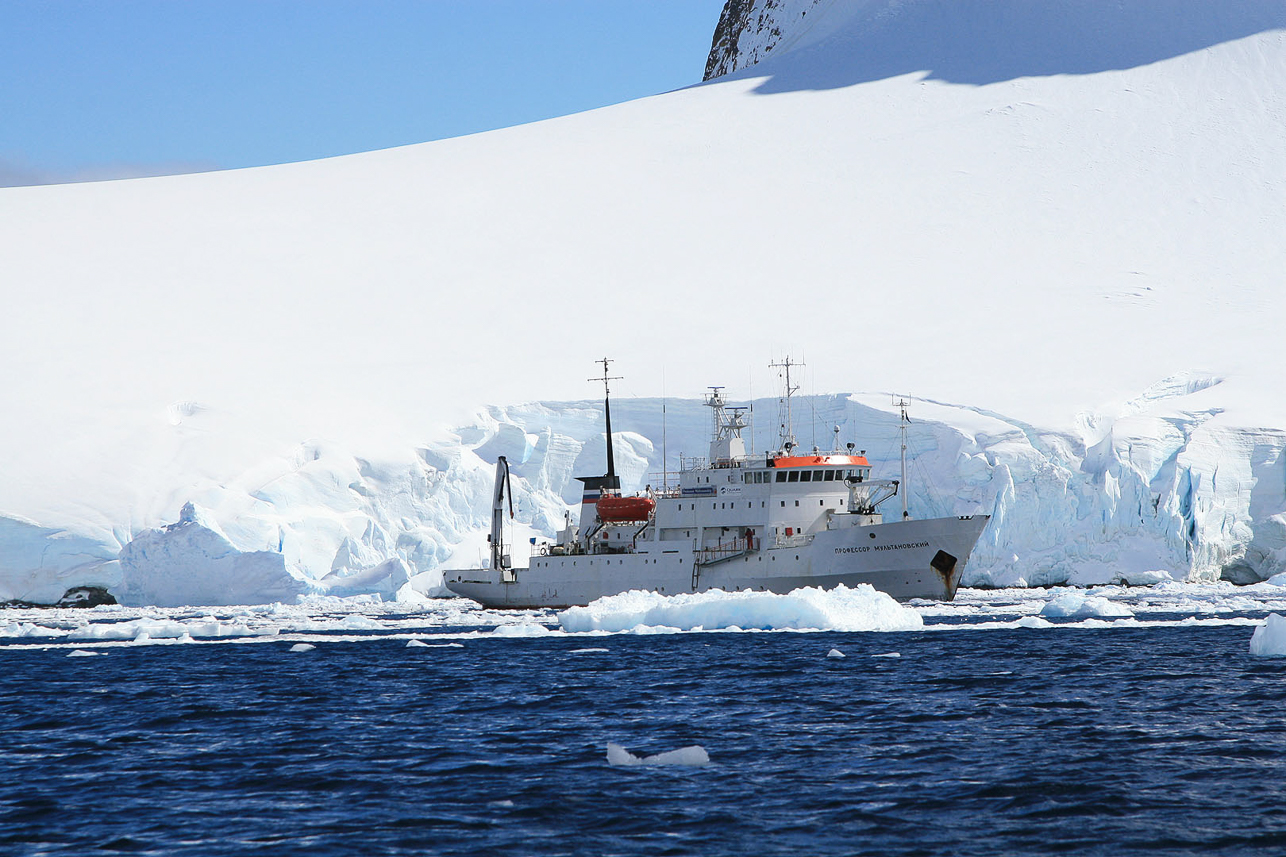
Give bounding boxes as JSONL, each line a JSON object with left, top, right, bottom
{"left": 557, "top": 584, "right": 924, "bottom": 633}
{"left": 1249, "top": 613, "right": 1286, "bottom": 657}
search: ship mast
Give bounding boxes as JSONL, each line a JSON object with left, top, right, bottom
{"left": 896, "top": 396, "right": 910, "bottom": 520}
{"left": 590, "top": 357, "right": 623, "bottom": 482}
{"left": 769, "top": 356, "right": 802, "bottom": 452}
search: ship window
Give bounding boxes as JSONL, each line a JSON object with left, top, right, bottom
{"left": 795, "top": 500, "right": 800, "bottom": 507}
{"left": 780, "top": 501, "right": 785, "bottom": 507}
{"left": 800, "top": 471, "right": 811, "bottom": 482}
{"left": 788, "top": 471, "right": 799, "bottom": 483}
{"left": 776, "top": 472, "right": 786, "bottom": 483}
{"left": 825, "top": 469, "right": 835, "bottom": 481}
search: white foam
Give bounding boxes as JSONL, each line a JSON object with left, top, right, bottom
{"left": 606, "top": 742, "right": 710, "bottom": 768}
{"left": 569, "top": 647, "right": 610, "bottom": 654}
{"left": 872, "top": 652, "right": 901, "bottom": 658}
{"left": 558, "top": 584, "right": 923, "bottom": 634}
{"left": 1250, "top": 613, "right": 1286, "bottom": 657}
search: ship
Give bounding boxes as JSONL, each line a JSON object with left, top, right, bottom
{"left": 445, "top": 358, "right": 990, "bottom": 609}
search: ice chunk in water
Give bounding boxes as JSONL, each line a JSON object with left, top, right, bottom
{"left": 561, "top": 584, "right": 922, "bottom": 633}
{"left": 606, "top": 742, "right": 710, "bottom": 767}
{"left": 826, "top": 648, "right": 845, "bottom": 658}
{"left": 289, "top": 643, "right": 316, "bottom": 652}
{"left": 67, "top": 649, "right": 103, "bottom": 657}
{"left": 1040, "top": 591, "right": 1134, "bottom": 618}
{"left": 1250, "top": 613, "right": 1286, "bottom": 657}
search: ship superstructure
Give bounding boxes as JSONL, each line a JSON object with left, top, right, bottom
{"left": 445, "top": 359, "right": 989, "bottom": 609}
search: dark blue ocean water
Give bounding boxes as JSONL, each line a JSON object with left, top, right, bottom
{"left": 4, "top": 625, "right": 1286, "bottom": 856}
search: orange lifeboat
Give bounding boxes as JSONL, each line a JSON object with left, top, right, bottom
{"left": 596, "top": 495, "right": 655, "bottom": 523}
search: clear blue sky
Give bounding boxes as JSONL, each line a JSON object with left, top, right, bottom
{"left": 0, "top": 1, "right": 727, "bottom": 186}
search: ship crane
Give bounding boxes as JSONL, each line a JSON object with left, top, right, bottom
{"left": 488, "top": 455, "right": 516, "bottom": 582}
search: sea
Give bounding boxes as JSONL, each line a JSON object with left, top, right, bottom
{"left": 4, "top": 584, "right": 1286, "bottom": 856}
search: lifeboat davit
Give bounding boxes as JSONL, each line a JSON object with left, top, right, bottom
{"left": 596, "top": 495, "right": 655, "bottom": 523}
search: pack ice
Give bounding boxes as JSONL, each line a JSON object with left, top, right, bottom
{"left": 1, "top": 0, "right": 1284, "bottom": 606}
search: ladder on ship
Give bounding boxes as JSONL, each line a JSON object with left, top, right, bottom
{"left": 691, "top": 536, "right": 757, "bottom": 591}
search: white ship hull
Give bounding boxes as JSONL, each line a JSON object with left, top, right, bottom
{"left": 447, "top": 514, "right": 989, "bottom": 609}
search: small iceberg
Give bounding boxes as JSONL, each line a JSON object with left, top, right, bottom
{"left": 1250, "top": 614, "right": 1286, "bottom": 657}
{"left": 606, "top": 742, "right": 709, "bottom": 768}
{"left": 1040, "top": 591, "right": 1133, "bottom": 619}
{"left": 826, "top": 648, "right": 845, "bottom": 659}
{"left": 289, "top": 643, "right": 316, "bottom": 653}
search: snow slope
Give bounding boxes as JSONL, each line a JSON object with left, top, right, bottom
{"left": 2, "top": 0, "right": 1285, "bottom": 603}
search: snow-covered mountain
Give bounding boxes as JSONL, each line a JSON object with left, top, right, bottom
{"left": 2, "top": 0, "right": 1285, "bottom": 605}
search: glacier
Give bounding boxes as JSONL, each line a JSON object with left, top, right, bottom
{"left": 2, "top": 0, "right": 1285, "bottom": 605}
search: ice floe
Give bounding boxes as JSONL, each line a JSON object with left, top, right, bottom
{"left": 1040, "top": 591, "right": 1135, "bottom": 619}
{"left": 557, "top": 584, "right": 923, "bottom": 634}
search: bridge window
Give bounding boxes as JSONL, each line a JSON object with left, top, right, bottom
{"left": 800, "top": 471, "right": 811, "bottom": 482}
{"left": 775, "top": 472, "right": 786, "bottom": 483}
{"left": 788, "top": 471, "right": 799, "bottom": 483}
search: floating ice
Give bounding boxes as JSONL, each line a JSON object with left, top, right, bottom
{"left": 67, "top": 617, "right": 265, "bottom": 641}
{"left": 1040, "top": 591, "right": 1135, "bottom": 619}
{"left": 606, "top": 742, "right": 710, "bottom": 768}
{"left": 405, "top": 639, "right": 429, "bottom": 647}
{"left": 492, "top": 622, "right": 557, "bottom": 637}
{"left": 826, "top": 648, "right": 845, "bottom": 659}
{"left": 67, "top": 649, "right": 102, "bottom": 657}
{"left": 0, "top": 622, "right": 65, "bottom": 638}
{"left": 872, "top": 652, "right": 901, "bottom": 658}
{"left": 569, "top": 647, "right": 610, "bottom": 654}
{"left": 558, "top": 585, "right": 923, "bottom": 634}
{"left": 289, "top": 643, "right": 316, "bottom": 652}
{"left": 1249, "top": 614, "right": 1286, "bottom": 657}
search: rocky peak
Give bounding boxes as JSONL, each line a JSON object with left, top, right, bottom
{"left": 704, "top": 0, "right": 829, "bottom": 80}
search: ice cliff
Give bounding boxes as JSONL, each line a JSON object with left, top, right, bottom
{"left": 7, "top": 380, "right": 1285, "bottom": 606}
